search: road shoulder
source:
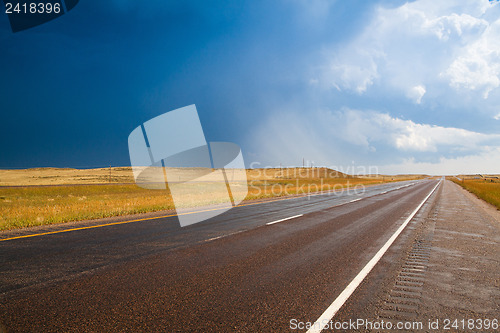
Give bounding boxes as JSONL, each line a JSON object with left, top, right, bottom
{"left": 332, "top": 180, "right": 499, "bottom": 332}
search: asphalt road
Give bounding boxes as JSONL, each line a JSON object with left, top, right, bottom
{"left": 0, "top": 179, "right": 452, "bottom": 332}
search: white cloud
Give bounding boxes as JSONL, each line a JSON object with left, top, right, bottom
{"left": 247, "top": 107, "right": 500, "bottom": 174}
{"left": 443, "top": 19, "right": 500, "bottom": 98}
{"left": 407, "top": 85, "right": 426, "bottom": 104}
{"left": 329, "top": 110, "right": 498, "bottom": 153}
{"left": 320, "top": 0, "right": 500, "bottom": 111}
{"left": 385, "top": 115, "right": 495, "bottom": 152}
{"left": 251, "top": 0, "right": 500, "bottom": 175}
{"left": 423, "top": 13, "right": 488, "bottom": 41}
{"left": 382, "top": 148, "right": 500, "bottom": 175}
{"left": 327, "top": 49, "right": 381, "bottom": 93}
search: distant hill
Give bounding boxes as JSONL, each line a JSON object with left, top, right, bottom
{"left": 0, "top": 167, "right": 356, "bottom": 186}
{"left": 0, "top": 166, "right": 430, "bottom": 186}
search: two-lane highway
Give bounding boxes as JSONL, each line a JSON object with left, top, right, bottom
{"left": 0, "top": 179, "right": 440, "bottom": 332}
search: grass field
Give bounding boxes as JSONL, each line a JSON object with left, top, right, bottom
{"left": 450, "top": 176, "right": 500, "bottom": 210}
{"left": 0, "top": 167, "right": 135, "bottom": 186}
{"left": 0, "top": 167, "right": 427, "bottom": 231}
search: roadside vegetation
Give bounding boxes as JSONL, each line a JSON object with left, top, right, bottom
{"left": 450, "top": 176, "right": 500, "bottom": 210}
{"left": 0, "top": 167, "right": 426, "bottom": 231}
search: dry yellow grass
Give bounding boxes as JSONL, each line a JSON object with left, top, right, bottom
{"left": 0, "top": 167, "right": 135, "bottom": 186}
{"left": 450, "top": 176, "right": 500, "bottom": 210}
{"left": 0, "top": 167, "right": 426, "bottom": 231}
{"left": 0, "top": 185, "right": 175, "bottom": 230}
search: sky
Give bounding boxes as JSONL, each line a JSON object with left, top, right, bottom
{"left": 0, "top": 0, "right": 499, "bottom": 175}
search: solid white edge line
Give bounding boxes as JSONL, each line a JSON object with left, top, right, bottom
{"left": 266, "top": 214, "right": 304, "bottom": 226}
{"left": 306, "top": 180, "right": 441, "bottom": 333}
{"left": 349, "top": 198, "right": 362, "bottom": 203}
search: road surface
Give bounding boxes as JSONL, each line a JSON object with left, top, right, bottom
{"left": 0, "top": 179, "right": 498, "bottom": 332}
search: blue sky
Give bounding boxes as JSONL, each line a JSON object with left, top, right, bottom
{"left": 1, "top": 0, "right": 499, "bottom": 174}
